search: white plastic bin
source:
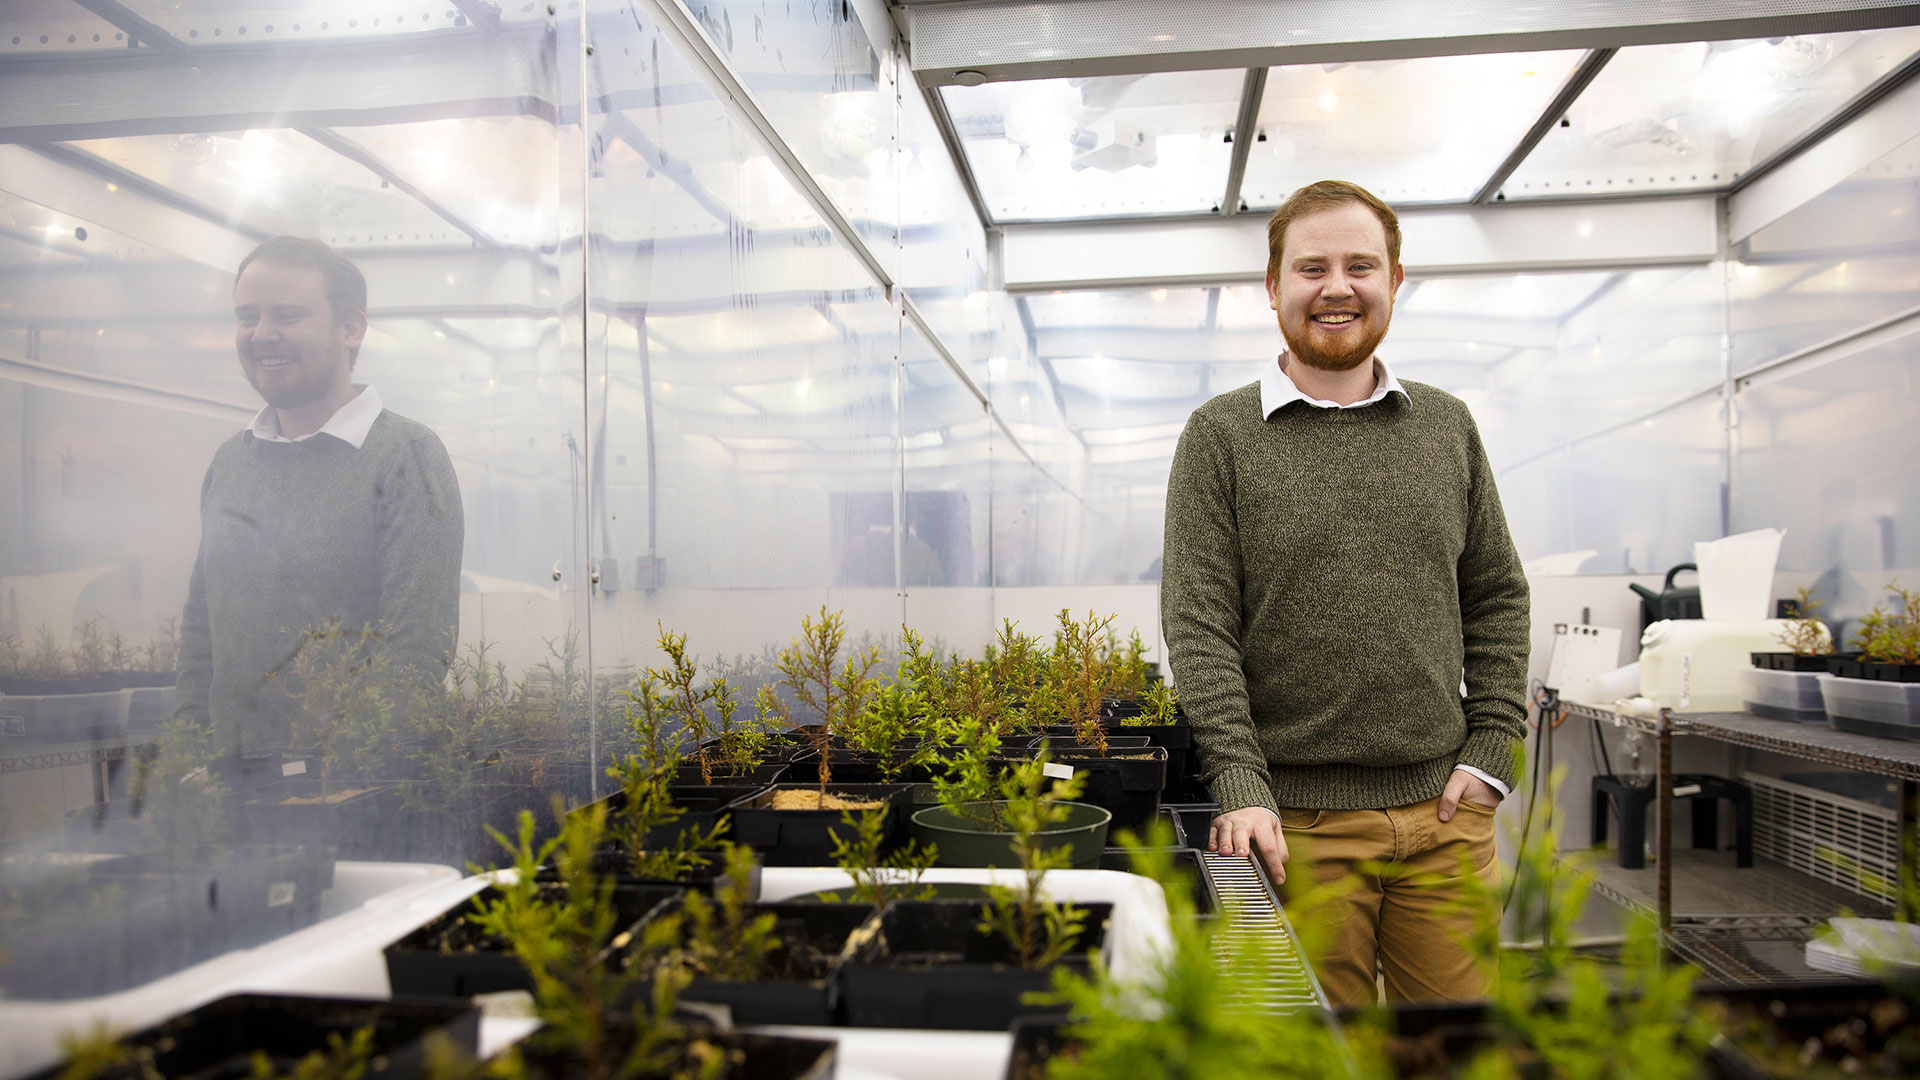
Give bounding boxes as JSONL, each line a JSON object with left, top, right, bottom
{"left": 1818, "top": 675, "right": 1920, "bottom": 741}
{"left": 1742, "top": 667, "right": 1826, "bottom": 723}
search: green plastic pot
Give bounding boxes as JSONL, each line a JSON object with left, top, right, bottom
{"left": 909, "top": 801, "right": 1111, "bottom": 869}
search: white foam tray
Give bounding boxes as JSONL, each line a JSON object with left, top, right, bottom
{"left": 1, "top": 865, "right": 1173, "bottom": 1080}
{"left": 0, "top": 861, "right": 473, "bottom": 1079}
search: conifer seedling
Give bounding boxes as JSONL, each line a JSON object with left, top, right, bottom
{"left": 977, "top": 756, "right": 1089, "bottom": 969}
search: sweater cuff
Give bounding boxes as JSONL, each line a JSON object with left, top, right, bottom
{"left": 1456, "top": 728, "right": 1523, "bottom": 790}
{"left": 1209, "top": 765, "right": 1280, "bottom": 817}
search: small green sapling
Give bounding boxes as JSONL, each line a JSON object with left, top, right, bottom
{"left": 977, "top": 755, "right": 1089, "bottom": 970}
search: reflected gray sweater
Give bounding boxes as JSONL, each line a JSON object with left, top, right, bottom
{"left": 1160, "top": 381, "right": 1529, "bottom": 814}
{"left": 175, "top": 411, "right": 463, "bottom": 751}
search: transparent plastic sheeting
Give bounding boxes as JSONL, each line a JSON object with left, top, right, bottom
{"left": 1239, "top": 50, "right": 1586, "bottom": 208}
{"left": 1502, "top": 28, "right": 1920, "bottom": 199}
{"left": 0, "top": 0, "right": 1091, "bottom": 1012}
{"left": 1014, "top": 262, "right": 1734, "bottom": 577}
{"left": 1727, "top": 131, "right": 1920, "bottom": 375}
{"left": 940, "top": 69, "right": 1245, "bottom": 221}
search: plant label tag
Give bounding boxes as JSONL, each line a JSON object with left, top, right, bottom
{"left": 267, "top": 882, "right": 296, "bottom": 908}
{"left": 1672, "top": 783, "right": 1703, "bottom": 798}
{"left": 282, "top": 760, "right": 307, "bottom": 777}
{"left": 1043, "top": 762, "right": 1075, "bottom": 780}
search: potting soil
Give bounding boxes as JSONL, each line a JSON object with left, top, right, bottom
{"left": 278, "top": 787, "right": 373, "bottom": 805}
{"left": 768, "top": 789, "right": 884, "bottom": 811}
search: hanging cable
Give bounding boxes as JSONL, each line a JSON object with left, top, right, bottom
{"left": 1504, "top": 680, "right": 1565, "bottom": 912}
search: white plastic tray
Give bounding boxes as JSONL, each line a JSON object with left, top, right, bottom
{"left": 0, "top": 861, "right": 473, "bottom": 1080}
{"left": 2, "top": 865, "right": 1172, "bottom": 1080}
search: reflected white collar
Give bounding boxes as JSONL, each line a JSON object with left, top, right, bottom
{"left": 246, "top": 384, "right": 383, "bottom": 449}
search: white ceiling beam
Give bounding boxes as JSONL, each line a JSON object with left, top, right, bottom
{"left": 0, "top": 29, "right": 558, "bottom": 142}
{"left": 1002, "top": 197, "right": 1720, "bottom": 292}
{"left": 1728, "top": 65, "right": 1920, "bottom": 243}
{"left": 907, "top": 0, "right": 1920, "bottom": 85}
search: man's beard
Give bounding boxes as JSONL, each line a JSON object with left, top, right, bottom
{"left": 1282, "top": 310, "right": 1390, "bottom": 373}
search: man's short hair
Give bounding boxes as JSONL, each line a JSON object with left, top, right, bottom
{"left": 1265, "top": 180, "right": 1403, "bottom": 285}
{"left": 236, "top": 236, "right": 368, "bottom": 362}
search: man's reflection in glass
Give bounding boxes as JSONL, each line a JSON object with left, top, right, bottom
{"left": 175, "top": 237, "right": 463, "bottom": 756}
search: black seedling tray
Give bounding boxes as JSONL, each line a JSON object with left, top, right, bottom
{"left": 517, "top": 1027, "right": 835, "bottom": 1080}
{"left": 839, "top": 900, "right": 1113, "bottom": 1030}
{"left": 384, "top": 882, "right": 681, "bottom": 998}
{"left": 726, "top": 783, "right": 911, "bottom": 867}
{"left": 1098, "top": 846, "right": 1219, "bottom": 919}
{"left": 20, "top": 993, "right": 480, "bottom": 1080}
{"left": 633, "top": 898, "right": 879, "bottom": 1025}
{"left": 235, "top": 779, "right": 399, "bottom": 856}
{"left": 1049, "top": 746, "right": 1167, "bottom": 835}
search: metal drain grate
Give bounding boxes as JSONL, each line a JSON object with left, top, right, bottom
{"left": 1746, "top": 772, "right": 1898, "bottom": 905}
{"left": 1202, "top": 851, "right": 1327, "bottom": 1010}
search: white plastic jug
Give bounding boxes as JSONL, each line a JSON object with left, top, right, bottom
{"left": 1639, "top": 618, "right": 1799, "bottom": 712}
{"left": 1693, "top": 528, "right": 1784, "bottom": 621}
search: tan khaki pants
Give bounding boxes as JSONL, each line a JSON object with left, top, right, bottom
{"left": 1278, "top": 795, "right": 1500, "bottom": 1008}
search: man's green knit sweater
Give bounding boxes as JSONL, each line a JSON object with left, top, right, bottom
{"left": 1161, "top": 379, "right": 1530, "bottom": 815}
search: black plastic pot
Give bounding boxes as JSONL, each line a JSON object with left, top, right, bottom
{"left": 235, "top": 778, "right": 400, "bottom": 855}
{"left": 1749, "top": 651, "right": 1832, "bottom": 673}
{"left": 1049, "top": 745, "right": 1167, "bottom": 835}
{"left": 1159, "top": 773, "right": 1216, "bottom": 804}
{"left": 553, "top": 848, "right": 760, "bottom": 898}
{"left": 1155, "top": 804, "right": 1187, "bottom": 847}
{"left": 1827, "top": 653, "right": 1870, "bottom": 679}
{"left": 208, "top": 751, "right": 321, "bottom": 797}
{"left": 633, "top": 898, "right": 879, "bottom": 1025}
{"left": 517, "top": 1027, "right": 835, "bottom": 1080}
{"left": 395, "top": 783, "right": 553, "bottom": 866}
{"left": 1034, "top": 729, "right": 1153, "bottom": 754}
{"left": 384, "top": 881, "right": 682, "bottom": 998}
{"left": 573, "top": 782, "right": 768, "bottom": 851}
{"left": 1097, "top": 846, "right": 1220, "bottom": 919}
{"left": 839, "top": 900, "right": 1113, "bottom": 1030}
{"left": 1005, "top": 1016, "right": 1074, "bottom": 1080}
{"left": 1167, "top": 802, "right": 1222, "bottom": 852}
{"left": 910, "top": 800, "right": 1111, "bottom": 868}
{"left": 726, "top": 783, "right": 911, "bottom": 867}
{"left": 1859, "top": 660, "right": 1920, "bottom": 683}
{"left": 1096, "top": 704, "right": 1193, "bottom": 776}
{"left": 669, "top": 761, "right": 789, "bottom": 786}
{"left": 1699, "top": 982, "right": 1918, "bottom": 1079}
{"left": 19, "top": 993, "right": 480, "bottom": 1080}
{"left": 790, "top": 747, "right": 942, "bottom": 784}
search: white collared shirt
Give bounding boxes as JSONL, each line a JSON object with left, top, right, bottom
{"left": 246, "top": 384, "right": 384, "bottom": 450}
{"left": 1260, "top": 352, "right": 1408, "bottom": 417}
{"left": 1253, "top": 351, "right": 1509, "bottom": 800}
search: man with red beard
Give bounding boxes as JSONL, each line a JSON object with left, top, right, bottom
{"left": 1161, "top": 180, "right": 1529, "bottom": 1006}
{"left": 176, "top": 237, "right": 463, "bottom": 757}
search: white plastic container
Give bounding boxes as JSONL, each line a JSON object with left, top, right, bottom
{"left": 1819, "top": 675, "right": 1920, "bottom": 740}
{"left": 1741, "top": 666, "right": 1827, "bottom": 723}
{"left": 1638, "top": 619, "right": 1801, "bottom": 713}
